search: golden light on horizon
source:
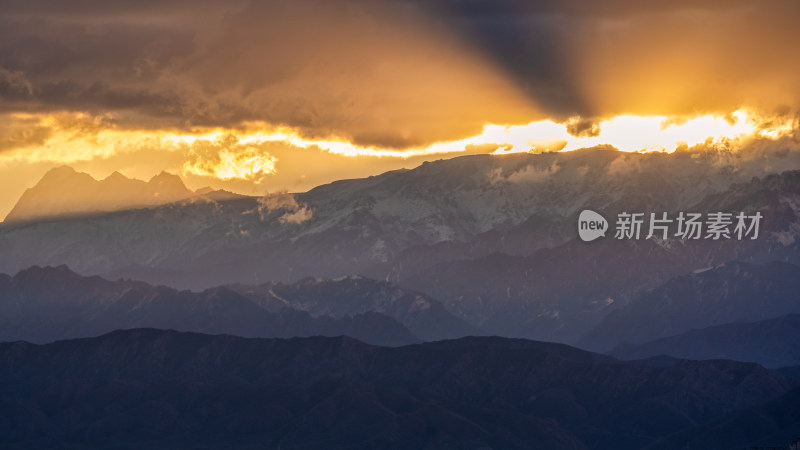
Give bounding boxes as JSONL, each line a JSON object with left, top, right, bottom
{"left": 487, "top": 110, "right": 768, "bottom": 155}
{"left": 182, "top": 147, "right": 278, "bottom": 181}
{"left": 0, "top": 108, "right": 795, "bottom": 184}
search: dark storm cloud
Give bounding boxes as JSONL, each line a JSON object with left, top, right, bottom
{"left": 405, "top": 0, "right": 800, "bottom": 118}
{"left": 0, "top": 3, "right": 197, "bottom": 111}
{"left": 0, "top": 0, "right": 541, "bottom": 147}
{"left": 1, "top": 0, "right": 799, "bottom": 147}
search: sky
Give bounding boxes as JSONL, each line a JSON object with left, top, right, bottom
{"left": 1, "top": 0, "right": 800, "bottom": 219}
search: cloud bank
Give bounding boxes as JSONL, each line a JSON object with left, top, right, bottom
{"left": 3, "top": 0, "right": 799, "bottom": 150}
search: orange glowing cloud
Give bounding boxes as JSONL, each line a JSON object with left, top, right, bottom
{"left": 0, "top": 109, "right": 795, "bottom": 181}
{"left": 183, "top": 147, "right": 277, "bottom": 181}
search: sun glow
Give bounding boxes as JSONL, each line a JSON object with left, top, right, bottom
{"left": 173, "top": 109, "right": 792, "bottom": 163}
{"left": 0, "top": 109, "right": 794, "bottom": 182}
{"left": 485, "top": 110, "right": 768, "bottom": 155}
{"left": 182, "top": 147, "right": 278, "bottom": 181}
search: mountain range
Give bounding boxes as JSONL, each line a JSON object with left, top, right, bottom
{"left": 227, "top": 276, "right": 478, "bottom": 341}
{"left": 6, "top": 258, "right": 800, "bottom": 360}
{"left": 0, "top": 328, "right": 796, "bottom": 449}
{"left": 579, "top": 261, "right": 800, "bottom": 351}
{"left": 0, "top": 265, "right": 421, "bottom": 346}
{"left": 399, "top": 170, "right": 800, "bottom": 343}
{"left": 2, "top": 149, "right": 800, "bottom": 447}
{"left": 1, "top": 149, "right": 799, "bottom": 346}
{"left": 3, "top": 166, "right": 246, "bottom": 223}
{"left": 0, "top": 148, "right": 782, "bottom": 285}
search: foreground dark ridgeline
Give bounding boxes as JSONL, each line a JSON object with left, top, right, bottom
{"left": 646, "top": 386, "right": 800, "bottom": 449}
{"left": 0, "top": 329, "right": 797, "bottom": 449}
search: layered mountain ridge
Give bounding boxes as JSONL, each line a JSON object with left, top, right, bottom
{"left": 1, "top": 149, "right": 799, "bottom": 345}
{"left": 0, "top": 328, "right": 796, "bottom": 449}
{"left": 3, "top": 166, "right": 248, "bottom": 223}
{"left": 0, "top": 265, "right": 423, "bottom": 346}
{"left": 580, "top": 261, "right": 800, "bottom": 351}
{"left": 609, "top": 313, "right": 800, "bottom": 368}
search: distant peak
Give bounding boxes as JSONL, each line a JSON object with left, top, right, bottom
{"left": 15, "top": 264, "right": 81, "bottom": 280}
{"left": 332, "top": 274, "right": 364, "bottom": 282}
{"left": 103, "top": 171, "right": 130, "bottom": 182}
{"left": 5, "top": 166, "right": 193, "bottom": 224}
{"left": 192, "top": 188, "right": 250, "bottom": 201}
{"left": 46, "top": 165, "right": 78, "bottom": 175}
{"left": 148, "top": 171, "right": 188, "bottom": 190}
{"left": 38, "top": 166, "right": 90, "bottom": 182}
{"left": 149, "top": 171, "right": 181, "bottom": 182}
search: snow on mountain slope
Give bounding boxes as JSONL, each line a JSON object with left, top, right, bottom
{"left": 228, "top": 275, "right": 480, "bottom": 341}
{"left": 0, "top": 148, "right": 788, "bottom": 291}
{"left": 400, "top": 170, "right": 800, "bottom": 343}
